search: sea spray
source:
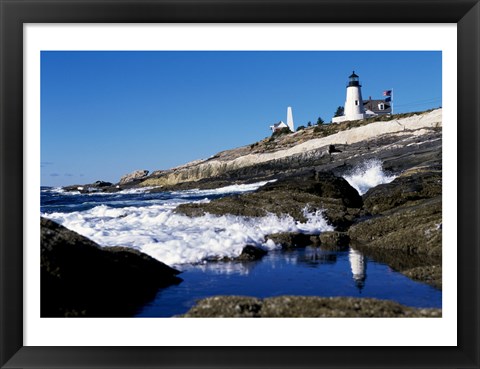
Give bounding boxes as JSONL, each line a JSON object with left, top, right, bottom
{"left": 343, "top": 159, "right": 396, "bottom": 195}
{"left": 171, "top": 179, "right": 276, "bottom": 197}
{"left": 42, "top": 179, "right": 333, "bottom": 266}
{"left": 43, "top": 205, "right": 333, "bottom": 266}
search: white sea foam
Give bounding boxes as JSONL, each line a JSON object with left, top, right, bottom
{"left": 171, "top": 180, "right": 276, "bottom": 197}
{"left": 44, "top": 180, "right": 272, "bottom": 197}
{"left": 343, "top": 159, "right": 397, "bottom": 195}
{"left": 46, "top": 187, "right": 81, "bottom": 195}
{"left": 117, "top": 187, "right": 156, "bottom": 194}
{"left": 42, "top": 203, "right": 333, "bottom": 266}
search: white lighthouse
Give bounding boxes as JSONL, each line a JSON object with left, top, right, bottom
{"left": 332, "top": 71, "right": 368, "bottom": 123}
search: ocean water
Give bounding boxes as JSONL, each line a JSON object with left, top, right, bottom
{"left": 137, "top": 248, "right": 441, "bottom": 317}
{"left": 41, "top": 180, "right": 332, "bottom": 265}
{"left": 41, "top": 164, "right": 441, "bottom": 316}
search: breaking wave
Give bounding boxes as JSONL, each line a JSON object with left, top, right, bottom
{"left": 343, "top": 159, "right": 397, "bottom": 195}
{"left": 42, "top": 204, "right": 333, "bottom": 266}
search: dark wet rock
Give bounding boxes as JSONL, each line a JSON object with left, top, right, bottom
{"left": 62, "top": 184, "right": 83, "bottom": 192}
{"left": 266, "top": 232, "right": 315, "bottom": 249}
{"left": 63, "top": 180, "right": 119, "bottom": 194}
{"left": 351, "top": 245, "right": 442, "bottom": 290}
{"left": 318, "top": 231, "right": 350, "bottom": 250}
{"left": 92, "top": 180, "right": 113, "bottom": 187}
{"left": 363, "top": 167, "right": 442, "bottom": 214}
{"left": 175, "top": 171, "right": 362, "bottom": 231}
{"left": 259, "top": 170, "right": 363, "bottom": 208}
{"left": 402, "top": 265, "right": 442, "bottom": 290}
{"left": 181, "top": 296, "right": 264, "bottom": 317}
{"left": 41, "top": 217, "right": 182, "bottom": 317}
{"left": 352, "top": 245, "right": 439, "bottom": 274}
{"left": 180, "top": 296, "right": 441, "bottom": 317}
{"left": 236, "top": 245, "right": 267, "bottom": 261}
{"left": 328, "top": 144, "right": 342, "bottom": 154}
{"left": 176, "top": 190, "right": 331, "bottom": 222}
{"left": 348, "top": 193, "right": 442, "bottom": 289}
{"left": 119, "top": 169, "right": 149, "bottom": 185}
{"left": 381, "top": 137, "right": 442, "bottom": 174}
{"left": 348, "top": 196, "right": 442, "bottom": 257}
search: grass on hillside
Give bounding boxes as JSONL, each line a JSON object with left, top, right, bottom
{"left": 250, "top": 108, "right": 440, "bottom": 153}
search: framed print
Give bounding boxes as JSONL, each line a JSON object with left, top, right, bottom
{"left": 1, "top": 0, "right": 479, "bottom": 368}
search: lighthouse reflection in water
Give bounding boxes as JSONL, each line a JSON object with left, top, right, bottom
{"left": 138, "top": 245, "right": 442, "bottom": 316}
{"left": 349, "top": 248, "right": 367, "bottom": 291}
{"left": 298, "top": 246, "right": 367, "bottom": 292}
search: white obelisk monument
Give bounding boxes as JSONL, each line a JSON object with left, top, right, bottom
{"left": 287, "top": 106, "right": 294, "bottom": 132}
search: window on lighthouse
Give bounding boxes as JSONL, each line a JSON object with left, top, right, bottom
{"left": 355, "top": 100, "right": 359, "bottom": 106}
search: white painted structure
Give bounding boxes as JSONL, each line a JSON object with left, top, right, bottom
{"left": 332, "top": 71, "right": 368, "bottom": 123}
{"left": 332, "top": 71, "right": 391, "bottom": 124}
{"left": 286, "top": 106, "right": 294, "bottom": 132}
{"left": 344, "top": 75, "right": 365, "bottom": 119}
{"left": 270, "top": 106, "right": 295, "bottom": 132}
{"left": 269, "top": 121, "right": 289, "bottom": 132}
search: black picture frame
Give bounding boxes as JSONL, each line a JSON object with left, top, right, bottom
{"left": 1, "top": 0, "right": 479, "bottom": 368}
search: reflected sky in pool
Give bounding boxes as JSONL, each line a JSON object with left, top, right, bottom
{"left": 136, "top": 247, "right": 441, "bottom": 317}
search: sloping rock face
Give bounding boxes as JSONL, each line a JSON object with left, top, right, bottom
{"left": 348, "top": 164, "right": 442, "bottom": 289}
{"left": 180, "top": 296, "right": 441, "bottom": 317}
{"left": 41, "top": 217, "right": 182, "bottom": 317}
{"left": 362, "top": 168, "right": 442, "bottom": 215}
{"left": 119, "top": 169, "right": 149, "bottom": 185}
{"left": 141, "top": 109, "right": 442, "bottom": 188}
{"left": 261, "top": 171, "right": 363, "bottom": 208}
{"left": 175, "top": 171, "right": 363, "bottom": 231}
{"left": 350, "top": 197, "right": 441, "bottom": 256}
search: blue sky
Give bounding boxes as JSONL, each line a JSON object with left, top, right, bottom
{"left": 41, "top": 51, "right": 442, "bottom": 187}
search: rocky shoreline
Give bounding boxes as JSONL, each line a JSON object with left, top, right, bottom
{"left": 48, "top": 109, "right": 442, "bottom": 317}
{"left": 41, "top": 218, "right": 182, "bottom": 317}
{"left": 63, "top": 109, "right": 442, "bottom": 194}
{"left": 180, "top": 296, "right": 441, "bottom": 318}
{"left": 173, "top": 163, "right": 441, "bottom": 289}
{"left": 171, "top": 110, "right": 442, "bottom": 290}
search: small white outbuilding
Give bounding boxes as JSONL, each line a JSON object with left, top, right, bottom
{"left": 270, "top": 106, "right": 295, "bottom": 132}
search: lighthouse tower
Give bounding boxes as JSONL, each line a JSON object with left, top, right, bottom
{"left": 332, "top": 71, "right": 367, "bottom": 123}
{"left": 344, "top": 71, "right": 366, "bottom": 119}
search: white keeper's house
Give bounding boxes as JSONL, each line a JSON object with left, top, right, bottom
{"left": 332, "top": 71, "right": 392, "bottom": 123}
